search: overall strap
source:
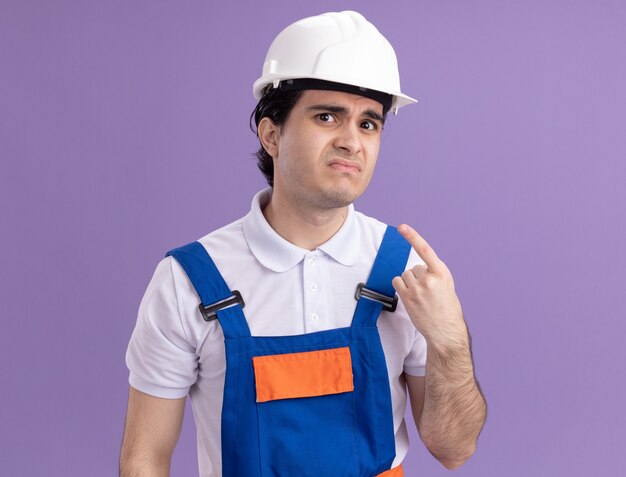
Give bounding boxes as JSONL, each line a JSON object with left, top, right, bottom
{"left": 352, "top": 226, "right": 411, "bottom": 328}
{"left": 166, "top": 241, "right": 251, "bottom": 339}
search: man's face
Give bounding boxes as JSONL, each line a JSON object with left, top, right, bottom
{"left": 272, "top": 89, "right": 384, "bottom": 211}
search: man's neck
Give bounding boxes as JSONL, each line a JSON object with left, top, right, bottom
{"left": 262, "top": 191, "right": 349, "bottom": 251}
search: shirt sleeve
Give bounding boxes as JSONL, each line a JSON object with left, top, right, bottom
{"left": 401, "top": 247, "right": 428, "bottom": 377}
{"left": 403, "top": 331, "right": 427, "bottom": 376}
{"left": 125, "top": 257, "right": 198, "bottom": 399}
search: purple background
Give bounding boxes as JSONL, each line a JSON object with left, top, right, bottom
{"left": 2, "top": 1, "right": 625, "bottom": 475}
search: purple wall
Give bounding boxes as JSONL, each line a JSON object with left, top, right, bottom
{"left": 2, "top": 1, "right": 625, "bottom": 475}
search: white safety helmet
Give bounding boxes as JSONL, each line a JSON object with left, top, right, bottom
{"left": 252, "top": 11, "right": 417, "bottom": 114}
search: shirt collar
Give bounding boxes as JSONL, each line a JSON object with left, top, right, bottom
{"left": 242, "top": 188, "right": 361, "bottom": 272}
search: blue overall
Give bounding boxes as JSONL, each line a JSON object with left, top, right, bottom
{"left": 167, "top": 226, "right": 411, "bottom": 477}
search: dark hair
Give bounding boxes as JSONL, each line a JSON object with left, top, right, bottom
{"left": 250, "top": 87, "right": 303, "bottom": 187}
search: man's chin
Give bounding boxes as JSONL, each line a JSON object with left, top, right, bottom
{"left": 315, "top": 188, "right": 363, "bottom": 210}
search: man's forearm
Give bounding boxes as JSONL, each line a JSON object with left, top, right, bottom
{"left": 417, "top": 335, "right": 487, "bottom": 469}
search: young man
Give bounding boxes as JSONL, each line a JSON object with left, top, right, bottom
{"left": 121, "top": 11, "right": 486, "bottom": 477}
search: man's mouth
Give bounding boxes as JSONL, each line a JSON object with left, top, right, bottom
{"left": 328, "top": 159, "right": 361, "bottom": 173}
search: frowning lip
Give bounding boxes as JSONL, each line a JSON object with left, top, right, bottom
{"left": 328, "top": 158, "right": 361, "bottom": 173}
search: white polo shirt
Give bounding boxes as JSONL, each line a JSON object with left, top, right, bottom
{"left": 126, "top": 188, "right": 427, "bottom": 477}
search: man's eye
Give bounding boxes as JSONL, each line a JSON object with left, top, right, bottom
{"left": 361, "top": 120, "right": 378, "bottom": 131}
{"left": 318, "top": 113, "right": 335, "bottom": 122}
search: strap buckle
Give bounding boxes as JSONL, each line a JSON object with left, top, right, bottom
{"left": 198, "top": 290, "right": 245, "bottom": 322}
{"left": 355, "top": 283, "right": 398, "bottom": 312}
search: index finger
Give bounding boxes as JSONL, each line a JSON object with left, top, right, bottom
{"left": 397, "top": 224, "right": 443, "bottom": 274}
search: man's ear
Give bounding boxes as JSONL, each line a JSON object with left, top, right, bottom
{"left": 257, "top": 117, "right": 280, "bottom": 158}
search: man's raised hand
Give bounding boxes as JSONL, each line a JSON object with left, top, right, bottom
{"left": 392, "top": 224, "right": 468, "bottom": 351}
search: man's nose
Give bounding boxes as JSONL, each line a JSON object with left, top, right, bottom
{"left": 333, "top": 123, "right": 361, "bottom": 155}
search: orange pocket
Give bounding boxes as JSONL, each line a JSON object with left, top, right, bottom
{"left": 252, "top": 347, "right": 354, "bottom": 403}
{"left": 377, "top": 465, "right": 403, "bottom": 477}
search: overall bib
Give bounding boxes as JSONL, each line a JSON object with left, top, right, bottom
{"left": 167, "top": 226, "right": 410, "bottom": 477}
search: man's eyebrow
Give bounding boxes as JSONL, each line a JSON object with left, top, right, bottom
{"left": 305, "top": 104, "right": 349, "bottom": 115}
{"left": 305, "top": 104, "right": 385, "bottom": 124}
{"left": 363, "top": 109, "right": 385, "bottom": 124}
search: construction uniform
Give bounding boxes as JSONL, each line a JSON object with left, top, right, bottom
{"left": 126, "top": 188, "right": 427, "bottom": 476}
